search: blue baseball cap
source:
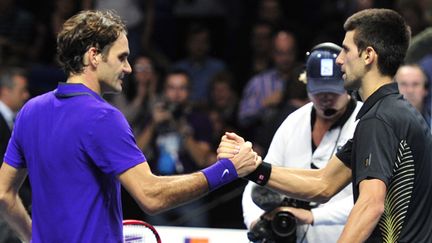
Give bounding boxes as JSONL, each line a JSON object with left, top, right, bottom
{"left": 306, "top": 42, "right": 345, "bottom": 95}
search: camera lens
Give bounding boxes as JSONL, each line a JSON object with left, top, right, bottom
{"left": 271, "top": 211, "right": 296, "bottom": 237}
{"left": 247, "top": 218, "right": 273, "bottom": 242}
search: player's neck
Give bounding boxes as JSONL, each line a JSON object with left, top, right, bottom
{"left": 67, "top": 72, "right": 101, "bottom": 95}
{"left": 359, "top": 71, "right": 393, "bottom": 102}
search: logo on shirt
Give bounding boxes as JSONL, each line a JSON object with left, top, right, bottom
{"left": 364, "top": 154, "right": 371, "bottom": 167}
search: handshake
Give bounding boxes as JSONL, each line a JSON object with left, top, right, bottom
{"left": 201, "top": 132, "right": 271, "bottom": 192}
{"left": 216, "top": 132, "right": 262, "bottom": 178}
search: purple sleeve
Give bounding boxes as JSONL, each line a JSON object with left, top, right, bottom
{"left": 85, "top": 108, "right": 146, "bottom": 176}
{"left": 4, "top": 110, "right": 26, "bottom": 168}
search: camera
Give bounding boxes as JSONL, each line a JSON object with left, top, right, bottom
{"left": 161, "top": 102, "right": 184, "bottom": 120}
{"left": 248, "top": 186, "right": 315, "bottom": 243}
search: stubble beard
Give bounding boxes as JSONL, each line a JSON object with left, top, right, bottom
{"left": 100, "top": 79, "right": 122, "bottom": 94}
{"left": 343, "top": 77, "right": 361, "bottom": 92}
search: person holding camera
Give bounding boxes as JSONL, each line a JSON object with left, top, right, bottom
{"left": 242, "top": 42, "right": 362, "bottom": 243}
{"left": 137, "top": 69, "right": 215, "bottom": 226}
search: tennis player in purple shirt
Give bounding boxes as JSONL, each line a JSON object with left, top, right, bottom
{"left": 0, "top": 10, "right": 260, "bottom": 243}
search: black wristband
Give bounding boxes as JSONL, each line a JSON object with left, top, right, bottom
{"left": 244, "top": 162, "right": 272, "bottom": 186}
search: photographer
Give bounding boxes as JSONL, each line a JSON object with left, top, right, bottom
{"left": 242, "top": 43, "right": 362, "bottom": 243}
{"left": 137, "top": 69, "right": 215, "bottom": 226}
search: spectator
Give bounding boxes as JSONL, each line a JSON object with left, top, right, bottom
{"left": 138, "top": 70, "right": 215, "bottom": 226}
{"left": 238, "top": 30, "right": 304, "bottom": 140}
{"left": 405, "top": 27, "right": 432, "bottom": 129}
{"left": 173, "top": 24, "right": 227, "bottom": 105}
{"left": 0, "top": 67, "right": 30, "bottom": 243}
{"left": 256, "top": 0, "right": 285, "bottom": 28}
{"left": 252, "top": 65, "right": 309, "bottom": 156}
{"left": 395, "top": 64, "right": 430, "bottom": 127}
{"left": 249, "top": 21, "right": 275, "bottom": 77}
{"left": 0, "top": 68, "right": 30, "bottom": 158}
{"left": 208, "top": 72, "right": 239, "bottom": 131}
{"left": 109, "top": 54, "right": 160, "bottom": 127}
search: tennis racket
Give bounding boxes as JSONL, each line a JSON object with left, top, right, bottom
{"left": 123, "top": 219, "right": 162, "bottom": 243}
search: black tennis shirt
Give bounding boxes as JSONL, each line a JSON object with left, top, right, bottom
{"left": 336, "top": 83, "right": 432, "bottom": 242}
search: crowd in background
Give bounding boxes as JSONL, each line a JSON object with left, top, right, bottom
{"left": 1, "top": 0, "right": 431, "bottom": 229}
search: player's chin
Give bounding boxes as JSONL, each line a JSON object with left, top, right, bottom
{"left": 114, "top": 80, "right": 123, "bottom": 92}
{"left": 105, "top": 84, "right": 122, "bottom": 94}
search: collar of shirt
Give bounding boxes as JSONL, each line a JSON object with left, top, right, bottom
{"left": 54, "top": 82, "right": 105, "bottom": 102}
{"left": 0, "top": 100, "right": 14, "bottom": 129}
{"left": 356, "top": 82, "right": 399, "bottom": 120}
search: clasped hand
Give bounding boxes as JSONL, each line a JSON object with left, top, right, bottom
{"left": 217, "top": 132, "right": 262, "bottom": 177}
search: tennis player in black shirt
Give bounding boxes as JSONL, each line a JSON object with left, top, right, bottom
{"left": 219, "top": 8, "right": 432, "bottom": 242}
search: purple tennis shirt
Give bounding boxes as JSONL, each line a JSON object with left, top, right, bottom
{"left": 4, "top": 83, "right": 145, "bottom": 242}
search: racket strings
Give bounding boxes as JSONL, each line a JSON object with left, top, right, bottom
{"left": 123, "top": 222, "right": 161, "bottom": 243}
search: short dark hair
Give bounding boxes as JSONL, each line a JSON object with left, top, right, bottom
{"left": 186, "top": 23, "right": 210, "bottom": 39}
{"left": 164, "top": 69, "right": 191, "bottom": 89}
{"left": 344, "top": 8, "right": 411, "bottom": 76}
{"left": 0, "top": 67, "right": 27, "bottom": 89}
{"left": 57, "top": 10, "right": 127, "bottom": 76}
{"left": 210, "top": 71, "right": 234, "bottom": 89}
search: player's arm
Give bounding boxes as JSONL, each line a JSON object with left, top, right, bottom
{"left": 337, "top": 179, "right": 386, "bottom": 242}
{"left": 0, "top": 163, "right": 31, "bottom": 242}
{"left": 219, "top": 132, "right": 352, "bottom": 203}
{"left": 267, "top": 155, "right": 352, "bottom": 203}
{"left": 118, "top": 141, "right": 260, "bottom": 215}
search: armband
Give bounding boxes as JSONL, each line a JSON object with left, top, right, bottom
{"left": 201, "top": 158, "right": 238, "bottom": 191}
{"left": 244, "top": 161, "right": 272, "bottom": 186}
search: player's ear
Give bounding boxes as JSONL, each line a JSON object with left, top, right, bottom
{"left": 85, "top": 47, "right": 100, "bottom": 67}
{"left": 363, "top": 46, "right": 376, "bottom": 65}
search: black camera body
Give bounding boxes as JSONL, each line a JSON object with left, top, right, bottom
{"left": 161, "top": 102, "right": 185, "bottom": 120}
{"left": 248, "top": 186, "right": 315, "bottom": 243}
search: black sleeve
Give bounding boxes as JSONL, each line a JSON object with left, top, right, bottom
{"left": 336, "top": 139, "right": 353, "bottom": 168}
{"left": 352, "top": 118, "right": 398, "bottom": 187}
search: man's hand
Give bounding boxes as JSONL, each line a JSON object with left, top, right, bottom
{"left": 262, "top": 206, "right": 313, "bottom": 226}
{"left": 283, "top": 207, "right": 314, "bottom": 225}
{"left": 152, "top": 102, "right": 171, "bottom": 124}
{"left": 229, "top": 141, "right": 262, "bottom": 177}
{"left": 217, "top": 132, "right": 246, "bottom": 160}
{"left": 262, "top": 90, "right": 282, "bottom": 107}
